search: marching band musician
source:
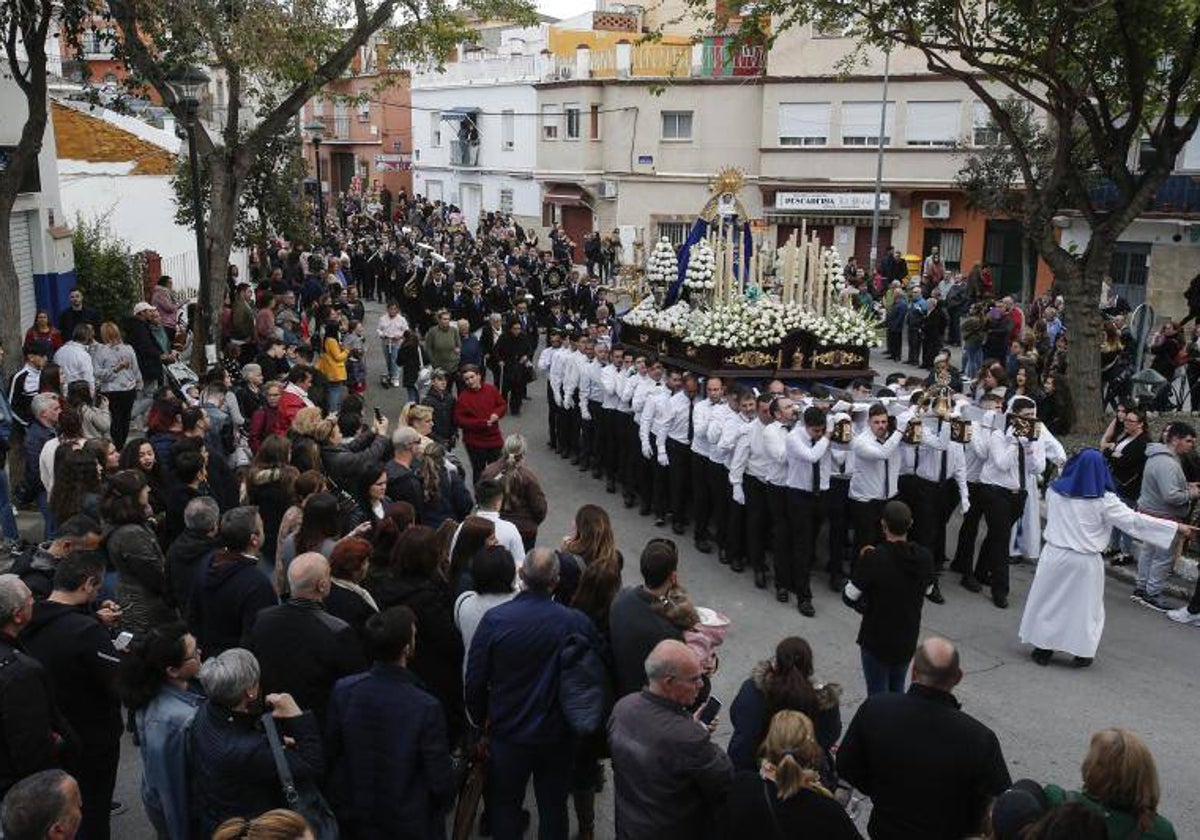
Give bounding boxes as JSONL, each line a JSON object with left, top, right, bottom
{"left": 950, "top": 392, "right": 1005, "bottom": 580}
{"left": 690, "top": 377, "right": 725, "bottom": 555}
{"left": 825, "top": 408, "right": 855, "bottom": 592}
{"left": 969, "top": 395, "right": 1047, "bottom": 609}
{"left": 783, "top": 405, "right": 835, "bottom": 617}
{"left": 849, "top": 403, "right": 904, "bottom": 564}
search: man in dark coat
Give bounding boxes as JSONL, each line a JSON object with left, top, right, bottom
{"left": 248, "top": 553, "right": 366, "bottom": 730}
{"left": 164, "top": 495, "right": 220, "bottom": 612}
{"left": 21, "top": 554, "right": 122, "bottom": 840}
{"left": 836, "top": 637, "right": 1011, "bottom": 840}
{"left": 609, "top": 540, "right": 685, "bottom": 698}
{"left": 187, "top": 507, "right": 277, "bottom": 658}
{"left": 385, "top": 427, "right": 425, "bottom": 517}
{"left": 56, "top": 289, "right": 101, "bottom": 339}
{"left": 326, "top": 606, "right": 456, "bottom": 839}
{"left": 127, "top": 302, "right": 173, "bottom": 388}
{"left": 0, "top": 575, "right": 74, "bottom": 799}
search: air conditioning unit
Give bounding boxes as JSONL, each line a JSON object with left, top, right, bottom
{"left": 922, "top": 199, "right": 951, "bottom": 219}
{"left": 598, "top": 180, "right": 619, "bottom": 199}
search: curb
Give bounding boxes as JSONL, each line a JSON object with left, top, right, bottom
{"left": 1103, "top": 561, "right": 1193, "bottom": 601}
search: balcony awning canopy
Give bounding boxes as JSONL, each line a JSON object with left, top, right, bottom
{"left": 442, "top": 107, "right": 481, "bottom": 120}
{"left": 543, "top": 183, "right": 590, "bottom": 206}
{"left": 766, "top": 211, "right": 898, "bottom": 227}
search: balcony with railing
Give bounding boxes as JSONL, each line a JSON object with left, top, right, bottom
{"left": 1089, "top": 174, "right": 1200, "bottom": 215}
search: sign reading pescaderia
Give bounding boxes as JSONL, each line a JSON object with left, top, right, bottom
{"left": 774, "top": 192, "right": 891, "bottom": 212}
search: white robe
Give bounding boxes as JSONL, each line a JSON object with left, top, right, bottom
{"left": 1018, "top": 490, "right": 1177, "bottom": 658}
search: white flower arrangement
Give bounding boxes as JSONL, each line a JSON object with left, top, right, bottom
{"left": 621, "top": 297, "right": 693, "bottom": 336}
{"left": 824, "top": 248, "right": 846, "bottom": 298}
{"left": 645, "top": 236, "right": 679, "bottom": 286}
{"left": 683, "top": 240, "right": 716, "bottom": 291}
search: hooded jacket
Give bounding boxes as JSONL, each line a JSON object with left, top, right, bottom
{"left": 20, "top": 601, "right": 122, "bottom": 747}
{"left": 164, "top": 527, "right": 218, "bottom": 611}
{"left": 187, "top": 550, "right": 277, "bottom": 658}
{"left": 846, "top": 540, "right": 935, "bottom": 666}
{"left": 0, "top": 634, "right": 74, "bottom": 796}
{"left": 1137, "top": 442, "right": 1192, "bottom": 520}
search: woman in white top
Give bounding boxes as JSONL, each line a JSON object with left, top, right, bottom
{"left": 377, "top": 300, "right": 410, "bottom": 388}
{"left": 453, "top": 544, "right": 517, "bottom": 676}
{"left": 93, "top": 321, "right": 142, "bottom": 449}
{"left": 1019, "top": 448, "right": 1191, "bottom": 667}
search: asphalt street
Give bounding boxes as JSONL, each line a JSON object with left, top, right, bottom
{"left": 100, "top": 307, "right": 1200, "bottom": 838}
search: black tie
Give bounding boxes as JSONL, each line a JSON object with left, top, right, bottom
{"left": 938, "top": 421, "right": 948, "bottom": 483}
{"left": 883, "top": 458, "right": 891, "bottom": 500}
{"left": 687, "top": 401, "right": 694, "bottom": 443}
{"left": 1018, "top": 443, "right": 1027, "bottom": 493}
{"left": 812, "top": 454, "right": 821, "bottom": 494}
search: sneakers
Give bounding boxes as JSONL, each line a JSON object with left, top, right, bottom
{"left": 1135, "top": 593, "right": 1172, "bottom": 612}
{"left": 1130, "top": 588, "right": 1146, "bottom": 601}
{"left": 1167, "top": 606, "right": 1200, "bottom": 626}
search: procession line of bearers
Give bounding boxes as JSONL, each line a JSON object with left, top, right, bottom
{"left": 537, "top": 336, "right": 1068, "bottom": 617}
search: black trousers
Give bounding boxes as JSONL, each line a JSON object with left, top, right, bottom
{"left": 786, "top": 488, "right": 821, "bottom": 599}
{"left": 691, "top": 452, "right": 714, "bottom": 540}
{"left": 547, "top": 381, "right": 559, "bottom": 448}
{"left": 666, "top": 438, "right": 691, "bottom": 525}
{"left": 886, "top": 328, "right": 903, "bottom": 360}
{"left": 640, "top": 434, "right": 667, "bottom": 516}
{"left": 726, "top": 476, "right": 746, "bottom": 563}
{"left": 598, "top": 407, "right": 618, "bottom": 481}
{"left": 467, "top": 446, "right": 502, "bottom": 489}
{"left": 558, "top": 394, "right": 580, "bottom": 456}
{"left": 906, "top": 326, "right": 922, "bottom": 365}
{"left": 767, "top": 484, "right": 791, "bottom": 591}
{"left": 580, "top": 400, "right": 602, "bottom": 466}
{"left": 105, "top": 388, "right": 137, "bottom": 450}
{"left": 621, "top": 414, "right": 641, "bottom": 499}
{"left": 744, "top": 475, "right": 771, "bottom": 572}
{"left": 70, "top": 738, "right": 120, "bottom": 840}
{"left": 850, "top": 497, "right": 888, "bottom": 568}
{"left": 976, "top": 485, "right": 1026, "bottom": 597}
{"left": 909, "top": 476, "right": 960, "bottom": 568}
{"left": 823, "top": 478, "right": 851, "bottom": 580}
{"left": 708, "top": 460, "right": 731, "bottom": 548}
{"left": 952, "top": 481, "right": 985, "bottom": 573}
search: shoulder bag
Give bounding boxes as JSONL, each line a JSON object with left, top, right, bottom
{"left": 261, "top": 713, "right": 339, "bottom": 840}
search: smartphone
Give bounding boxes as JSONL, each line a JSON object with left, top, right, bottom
{"left": 114, "top": 631, "right": 134, "bottom": 652}
{"left": 697, "top": 695, "right": 722, "bottom": 726}
{"left": 373, "top": 406, "right": 384, "bottom": 423}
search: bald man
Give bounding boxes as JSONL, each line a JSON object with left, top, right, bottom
{"left": 836, "top": 637, "right": 1011, "bottom": 839}
{"left": 608, "top": 640, "right": 732, "bottom": 840}
{"left": 247, "top": 552, "right": 366, "bottom": 730}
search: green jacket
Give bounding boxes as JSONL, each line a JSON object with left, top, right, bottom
{"left": 1043, "top": 785, "right": 1176, "bottom": 840}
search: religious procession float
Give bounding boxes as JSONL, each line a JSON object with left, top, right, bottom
{"left": 617, "top": 169, "right": 882, "bottom": 383}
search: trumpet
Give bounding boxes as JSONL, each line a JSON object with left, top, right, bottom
{"left": 1007, "top": 414, "right": 1041, "bottom": 441}
{"left": 917, "top": 385, "right": 954, "bottom": 420}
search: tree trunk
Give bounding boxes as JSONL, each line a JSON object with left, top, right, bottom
{"left": 193, "top": 157, "right": 242, "bottom": 372}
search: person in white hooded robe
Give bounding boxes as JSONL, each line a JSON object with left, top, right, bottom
{"left": 1018, "top": 448, "right": 1191, "bottom": 667}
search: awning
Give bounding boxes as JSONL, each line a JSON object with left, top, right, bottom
{"left": 543, "top": 183, "right": 590, "bottom": 206}
{"left": 442, "top": 107, "right": 481, "bottom": 120}
{"left": 766, "top": 211, "right": 898, "bottom": 227}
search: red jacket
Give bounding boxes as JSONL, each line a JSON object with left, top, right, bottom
{"left": 275, "top": 386, "right": 311, "bottom": 435}
{"left": 453, "top": 383, "right": 507, "bottom": 450}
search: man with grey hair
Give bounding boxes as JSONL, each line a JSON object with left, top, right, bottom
{"left": 385, "top": 426, "right": 424, "bottom": 513}
{"left": 608, "top": 639, "right": 732, "bottom": 840}
{"left": 0, "top": 768, "right": 82, "bottom": 840}
{"left": 187, "top": 507, "right": 276, "bottom": 658}
{"left": 166, "top": 495, "right": 221, "bottom": 610}
{"left": 0, "top": 575, "right": 72, "bottom": 798}
{"left": 235, "top": 362, "right": 265, "bottom": 419}
{"left": 248, "top": 553, "right": 365, "bottom": 730}
{"left": 836, "top": 636, "right": 1011, "bottom": 839}
{"left": 24, "top": 393, "right": 59, "bottom": 536}
{"left": 466, "top": 548, "right": 597, "bottom": 840}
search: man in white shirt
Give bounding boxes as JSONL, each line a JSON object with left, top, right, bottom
{"left": 950, "top": 393, "right": 1004, "bottom": 577}
{"left": 618, "top": 354, "right": 647, "bottom": 508}
{"left": 734, "top": 392, "right": 777, "bottom": 589}
{"left": 598, "top": 345, "right": 625, "bottom": 493}
{"left": 908, "top": 410, "right": 970, "bottom": 606}
{"left": 53, "top": 324, "right": 96, "bottom": 396}
{"left": 763, "top": 396, "right": 797, "bottom": 602}
{"left": 720, "top": 387, "right": 757, "bottom": 572}
{"left": 632, "top": 357, "right": 664, "bottom": 515}
{"left": 970, "top": 396, "right": 1046, "bottom": 609}
{"left": 661, "top": 371, "right": 694, "bottom": 534}
{"left": 785, "top": 405, "right": 834, "bottom": 617}
{"left": 640, "top": 367, "right": 675, "bottom": 525}
{"left": 583, "top": 341, "right": 610, "bottom": 479}
{"left": 558, "top": 332, "right": 585, "bottom": 462}
{"left": 454, "top": 478, "right": 525, "bottom": 565}
{"left": 849, "top": 403, "right": 904, "bottom": 558}
{"left": 538, "top": 328, "right": 565, "bottom": 451}
{"left": 691, "top": 376, "right": 724, "bottom": 554}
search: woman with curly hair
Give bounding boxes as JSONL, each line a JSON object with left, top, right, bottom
{"left": 49, "top": 448, "right": 103, "bottom": 525}
{"left": 417, "top": 443, "right": 471, "bottom": 528}
{"left": 245, "top": 435, "right": 299, "bottom": 566}
{"left": 120, "top": 437, "right": 166, "bottom": 529}
{"left": 727, "top": 636, "right": 842, "bottom": 786}
{"left": 103, "top": 469, "right": 177, "bottom": 633}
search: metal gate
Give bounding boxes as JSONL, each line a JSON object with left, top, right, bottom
{"left": 9, "top": 211, "right": 36, "bottom": 328}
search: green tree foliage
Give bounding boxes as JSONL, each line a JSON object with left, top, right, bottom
{"left": 710, "top": 0, "right": 1200, "bottom": 429}
{"left": 71, "top": 215, "right": 141, "bottom": 323}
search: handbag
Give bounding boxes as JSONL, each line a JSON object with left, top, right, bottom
{"left": 261, "top": 713, "right": 339, "bottom": 840}
{"left": 451, "top": 734, "right": 489, "bottom": 840}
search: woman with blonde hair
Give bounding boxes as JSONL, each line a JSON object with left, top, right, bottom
{"left": 1043, "top": 728, "right": 1175, "bottom": 838}
{"left": 480, "top": 433, "right": 547, "bottom": 550}
{"left": 723, "top": 710, "right": 862, "bottom": 838}
{"left": 93, "top": 320, "right": 141, "bottom": 448}
{"left": 399, "top": 401, "right": 436, "bottom": 450}
{"left": 213, "top": 809, "right": 313, "bottom": 840}
{"left": 417, "top": 443, "right": 471, "bottom": 528}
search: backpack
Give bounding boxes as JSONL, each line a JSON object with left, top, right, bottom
{"left": 558, "top": 630, "right": 611, "bottom": 736}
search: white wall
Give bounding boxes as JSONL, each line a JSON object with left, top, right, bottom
{"left": 411, "top": 82, "right": 539, "bottom": 174}
{"left": 59, "top": 168, "right": 196, "bottom": 257}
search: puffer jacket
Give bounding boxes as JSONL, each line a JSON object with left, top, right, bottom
{"left": 107, "top": 522, "right": 178, "bottom": 634}
{"left": 320, "top": 430, "right": 390, "bottom": 492}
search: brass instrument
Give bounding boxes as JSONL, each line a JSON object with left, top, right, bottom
{"left": 1007, "top": 414, "right": 1041, "bottom": 440}
{"left": 831, "top": 417, "right": 854, "bottom": 444}
{"left": 950, "top": 417, "right": 973, "bottom": 444}
{"left": 901, "top": 417, "right": 923, "bottom": 444}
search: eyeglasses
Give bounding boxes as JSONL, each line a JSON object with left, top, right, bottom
{"left": 667, "top": 672, "right": 704, "bottom": 684}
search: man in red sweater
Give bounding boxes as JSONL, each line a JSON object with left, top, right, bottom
{"left": 453, "top": 364, "right": 507, "bottom": 487}
{"left": 274, "top": 365, "right": 316, "bottom": 435}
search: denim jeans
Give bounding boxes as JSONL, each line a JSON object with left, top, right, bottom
{"left": 382, "top": 339, "right": 400, "bottom": 382}
{"left": 862, "top": 648, "right": 908, "bottom": 696}
{"left": 963, "top": 345, "right": 984, "bottom": 378}
{"left": 36, "top": 488, "right": 56, "bottom": 541}
{"left": 489, "top": 738, "right": 573, "bottom": 840}
{"left": 326, "top": 384, "right": 346, "bottom": 414}
{"left": 1136, "top": 537, "right": 1177, "bottom": 597}
{"left": 0, "top": 467, "right": 18, "bottom": 541}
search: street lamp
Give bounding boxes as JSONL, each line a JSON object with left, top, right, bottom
{"left": 304, "top": 119, "right": 328, "bottom": 243}
{"left": 165, "top": 65, "right": 213, "bottom": 366}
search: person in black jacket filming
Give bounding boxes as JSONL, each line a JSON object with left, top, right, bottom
{"left": 842, "top": 500, "right": 935, "bottom": 696}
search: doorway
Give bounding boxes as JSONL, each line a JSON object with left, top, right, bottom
{"left": 984, "top": 220, "right": 1036, "bottom": 299}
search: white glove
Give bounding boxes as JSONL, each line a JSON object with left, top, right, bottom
{"left": 564, "top": 398, "right": 574, "bottom": 410}
{"left": 642, "top": 443, "right": 653, "bottom": 459}
{"left": 732, "top": 483, "right": 745, "bottom": 505}
{"left": 581, "top": 407, "right": 591, "bottom": 421}
{"left": 960, "top": 497, "right": 971, "bottom": 515}
{"left": 657, "top": 449, "right": 669, "bottom": 467}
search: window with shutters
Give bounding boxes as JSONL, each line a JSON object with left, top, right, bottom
{"left": 905, "top": 101, "right": 961, "bottom": 147}
{"left": 542, "top": 104, "right": 561, "bottom": 140}
{"left": 565, "top": 103, "right": 581, "bottom": 140}
{"left": 430, "top": 111, "right": 441, "bottom": 147}
{"left": 778, "top": 102, "right": 830, "bottom": 146}
{"left": 501, "top": 110, "right": 515, "bottom": 150}
{"left": 661, "top": 111, "right": 694, "bottom": 141}
{"left": 972, "top": 101, "right": 1003, "bottom": 147}
{"left": 841, "top": 101, "right": 894, "bottom": 146}
{"left": 657, "top": 221, "right": 690, "bottom": 246}
{"left": 499, "top": 189, "right": 514, "bottom": 214}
